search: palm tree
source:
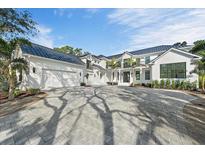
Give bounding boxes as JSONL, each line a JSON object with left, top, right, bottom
{"left": 127, "top": 57, "right": 140, "bottom": 86}
{"left": 107, "top": 58, "right": 118, "bottom": 85}
{"left": 0, "top": 38, "right": 29, "bottom": 100}
{"left": 195, "top": 57, "right": 205, "bottom": 93}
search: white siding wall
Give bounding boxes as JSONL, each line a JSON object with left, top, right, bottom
{"left": 151, "top": 49, "right": 198, "bottom": 82}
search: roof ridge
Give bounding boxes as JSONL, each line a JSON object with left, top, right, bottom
{"left": 129, "top": 45, "right": 172, "bottom": 53}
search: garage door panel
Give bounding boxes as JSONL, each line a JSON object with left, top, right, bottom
{"left": 42, "top": 69, "right": 79, "bottom": 89}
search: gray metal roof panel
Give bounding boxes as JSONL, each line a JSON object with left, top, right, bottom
{"left": 21, "top": 43, "right": 84, "bottom": 65}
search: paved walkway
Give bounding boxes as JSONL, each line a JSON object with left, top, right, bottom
{"left": 0, "top": 86, "right": 205, "bottom": 145}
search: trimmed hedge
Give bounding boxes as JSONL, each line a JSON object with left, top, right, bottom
{"left": 150, "top": 79, "right": 197, "bottom": 91}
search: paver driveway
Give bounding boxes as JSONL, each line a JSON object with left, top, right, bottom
{"left": 0, "top": 86, "right": 205, "bottom": 145}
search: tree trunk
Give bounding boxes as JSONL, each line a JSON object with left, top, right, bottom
{"left": 8, "top": 65, "right": 15, "bottom": 100}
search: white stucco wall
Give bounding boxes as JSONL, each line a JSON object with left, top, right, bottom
{"left": 151, "top": 49, "right": 198, "bottom": 83}
{"left": 21, "top": 55, "right": 85, "bottom": 90}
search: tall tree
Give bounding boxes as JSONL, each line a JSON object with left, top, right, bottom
{"left": 191, "top": 40, "right": 205, "bottom": 93}
{"left": 173, "top": 41, "right": 187, "bottom": 47}
{"left": 0, "top": 9, "right": 37, "bottom": 100}
{"left": 191, "top": 40, "right": 205, "bottom": 55}
{"left": 194, "top": 57, "right": 205, "bottom": 93}
{"left": 54, "top": 45, "right": 83, "bottom": 56}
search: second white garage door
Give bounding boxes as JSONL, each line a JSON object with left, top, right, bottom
{"left": 42, "top": 69, "right": 80, "bottom": 89}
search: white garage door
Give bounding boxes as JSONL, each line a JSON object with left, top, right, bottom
{"left": 42, "top": 69, "right": 80, "bottom": 89}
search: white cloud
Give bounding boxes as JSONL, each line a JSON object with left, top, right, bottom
{"left": 108, "top": 9, "right": 205, "bottom": 50}
{"left": 54, "top": 9, "right": 73, "bottom": 18}
{"left": 32, "top": 25, "right": 54, "bottom": 48}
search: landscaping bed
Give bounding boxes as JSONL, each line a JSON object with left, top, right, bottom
{"left": 0, "top": 91, "right": 47, "bottom": 117}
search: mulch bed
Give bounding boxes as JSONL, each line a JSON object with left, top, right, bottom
{"left": 0, "top": 92, "right": 47, "bottom": 117}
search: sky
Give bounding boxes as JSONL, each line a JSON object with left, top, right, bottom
{"left": 21, "top": 8, "right": 205, "bottom": 56}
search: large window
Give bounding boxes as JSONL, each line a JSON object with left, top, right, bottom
{"left": 135, "top": 70, "right": 140, "bottom": 80}
{"left": 160, "top": 62, "right": 186, "bottom": 78}
{"left": 145, "top": 70, "right": 150, "bottom": 80}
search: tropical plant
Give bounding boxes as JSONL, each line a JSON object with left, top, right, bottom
{"left": 160, "top": 79, "right": 165, "bottom": 88}
{"left": 107, "top": 58, "right": 118, "bottom": 85}
{"left": 191, "top": 81, "right": 197, "bottom": 91}
{"left": 175, "top": 80, "right": 180, "bottom": 89}
{"left": 154, "top": 80, "right": 159, "bottom": 88}
{"left": 179, "top": 80, "right": 185, "bottom": 90}
{"left": 165, "top": 79, "right": 171, "bottom": 89}
{"left": 0, "top": 9, "right": 37, "bottom": 100}
{"left": 193, "top": 58, "right": 205, "bottom": 93}
{"left": 0, "top": 39, "right": 30, "bottom": 100}
{"left": 190, "top": 40, "right": 205, "bottom": 93}
{"left": 171, "top": 80, "right": 175, "bottom": 89}
{"left": 151, "top": 80, "right": 155, "bottom": 88}
{"left": 127, "top": 57, "right": 140, "bottom": 86}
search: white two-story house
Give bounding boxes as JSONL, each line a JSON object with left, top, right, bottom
{"left": 105, "top": 45, "right": 201, "bottom": 86}
{"left": 15, "top": 43, "right": 201, "bottom": 90}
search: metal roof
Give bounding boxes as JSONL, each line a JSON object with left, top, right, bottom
{"left": 130, "top": 45, "right": 173, "bottom": 55}
{"left": 106, "top": 45, "right": 192, "bottom": 59}
{"left": 21, "top": 43, "right": 84, "bottom": 65}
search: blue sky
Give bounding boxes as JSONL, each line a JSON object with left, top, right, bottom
{"left": 21, "top": 8, "right": 205, "bottom": 56}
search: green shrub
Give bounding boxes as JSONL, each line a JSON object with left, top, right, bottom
{"left": 179, "top": 80, "right": 184, "bottom": 90}
{"left": 160, "top": 79, "right": 165, "bottom": 88}
{"left": 186, "top": 81, "right": 192, "bottom": 90}
{"left": 14, "top": 89, "right": 21, "bottom": 97}
{"left": 165, "top": 79, "right": 171, "bottom": 89}
{"left": 175, "top": 80, "right": 180, "bottom": 89}
{"left": 146, "top": 83, "right": 152, "bottom": 88}
{"left": 151, "top": 81, "right": 155, "bottom": 88}
{"left": 191, "top": 81, "right": 197, "bottom": 91}
{"left": 28, "top": 88, "right": 40, "bottom": 95}
{"left": 183, "top": 81, "right": 188, "bottom": 90}
{"left": 154, "top": 80, "right": 159, "bottom": 88}
{"left": 171, "top": 80, "right": 175, "bottom": 89}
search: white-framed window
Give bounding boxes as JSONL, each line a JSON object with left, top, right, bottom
{"left": 145, "top": 70, "right": 150, "bottom": 80}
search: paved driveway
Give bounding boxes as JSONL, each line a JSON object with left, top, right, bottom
{"left": 0, "top": 86, "right": 205, "bottom": 145}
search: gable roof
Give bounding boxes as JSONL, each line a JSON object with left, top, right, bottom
{"left": 21, "top": 43, "right": 84, "bottom": 65}
{"left": 107, "top": 45, "right": 173, "bottom": 59}
{"left": 149, "top": 48, "right": 202, "bottom": 64}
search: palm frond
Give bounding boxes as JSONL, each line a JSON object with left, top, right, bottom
{"left": 11, "top": 58, "right": 29, "bottom": 73}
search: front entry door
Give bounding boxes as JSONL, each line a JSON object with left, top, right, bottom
{"left": 123, "top": 71, "right": 130, "bottom": 82}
